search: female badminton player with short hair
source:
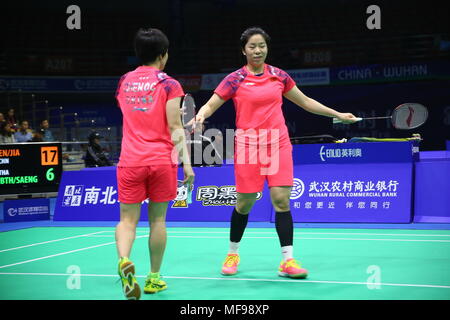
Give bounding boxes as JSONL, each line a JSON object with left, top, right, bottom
{"left": 196, "top": 27, "right": 357, "bottom": 278}
{"left": 115, "top": 28, "right": 194, "bottom": 299}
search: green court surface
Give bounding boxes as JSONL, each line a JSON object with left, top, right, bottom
{"left": 0, "top": 227, "right": 449, "bottom": 300}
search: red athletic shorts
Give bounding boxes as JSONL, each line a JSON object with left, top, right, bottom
{"left": 234, "top": 142, "right": 293, "bottom": 193}
{"left": 117, "top": 165, "right": 177, "bottom": 203}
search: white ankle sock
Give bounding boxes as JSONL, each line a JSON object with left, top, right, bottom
{"left": 281, "top": 245, "right": 293, "bottom": 261}
{"left": 229, "top": 241, "right": 240, "bottom": 254}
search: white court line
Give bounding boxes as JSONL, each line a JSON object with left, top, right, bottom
{"left": 0, "top": 272, "right": 449, "bottom": 289}
{"left": 86, "top": 235, "right": 450, "bottom": 242}
{"left": 163, "top": 275, "right": 450, "bottom": 289}
{"left": 0, "top": 232, "right": 448, "bottom": 272}
{"left": 168, "top": 236, "right": 450, "bottom": 242}
{"left": 0, "top": 235, "right": 145, "bottom": 270}
{"left": 101, "top": 230, "right": 450, "bottom": 237}
{"left": 0, "top": 231, "right": 107, "bottom": 253}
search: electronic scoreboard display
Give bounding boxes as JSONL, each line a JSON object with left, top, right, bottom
{"left": 0, "top": 143, "right": 63, "bottom": 195}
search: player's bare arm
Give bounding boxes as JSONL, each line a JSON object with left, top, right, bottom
{"left": 166, "top": 96, "right": 195, "bottom": 185}
{"left": 283, "top": 86, "right": 357, "bottom": 124}
{"left": 195, "top": 93, "right": 226, "bottom": 125}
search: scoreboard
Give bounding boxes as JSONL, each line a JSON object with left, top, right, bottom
{"left": 0, "top": 142, "right": 63, "bottom": 195}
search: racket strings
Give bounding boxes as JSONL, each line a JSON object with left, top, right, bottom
{"left": 181, "top": 94, "right": 197, "bottom": 133}
{"left": 392, "top": 103, "right": 428, "bottom": 129}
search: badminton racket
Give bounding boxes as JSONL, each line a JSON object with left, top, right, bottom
{"left": 333, "top": 103, "right": 428, "bottom": 130}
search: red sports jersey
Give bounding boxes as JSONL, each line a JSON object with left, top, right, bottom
{"left": 214, "top": 64, "right": 296, "bottom": 146}
{"left": 116, "top": 66, "right": 185, "bottom": 167}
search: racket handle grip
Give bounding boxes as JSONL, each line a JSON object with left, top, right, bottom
{"left": 187, "top": 186, "right": 193, "bottom": 204}
{"left": 332, "top": 117, "right": 362, "bottom": 124}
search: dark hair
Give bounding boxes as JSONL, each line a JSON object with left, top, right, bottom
{"left": 0, "top": 121, "right": 12, "bottom": 136}
{"left": 134, "top": 28, "right": 169, "bottom": 65}
{"left": 240, "top": 27, "right": 271, "bottom": 50}
{"left": 88, "top": 131, "right": 103, "bottom": 143}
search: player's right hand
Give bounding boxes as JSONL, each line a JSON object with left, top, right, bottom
{"left": 336, "top": 112, "right": 358, "bottom": 124}
{"left": 193, "top": 113, "right": 205, "bottom": 130}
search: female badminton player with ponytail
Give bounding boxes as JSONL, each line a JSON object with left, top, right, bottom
{"left": 195, "top": 27, "right": 357, "bottom": 278}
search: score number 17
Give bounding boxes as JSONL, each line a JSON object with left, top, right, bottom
{"left": 41, "top": 146, "right": 59, "bottom": 166}
{"left": 41, "top": 146, "right": 59, "bottom": 182}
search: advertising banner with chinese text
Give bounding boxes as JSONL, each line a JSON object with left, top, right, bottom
{"left": 4, "top": 198, "right": 50, "bottom": 223}
{"left": 276, "top": 141, "right": 416, "bottom": 223}
{"left": 278, "top": 163, "right": 413, "bottom": 223}
{"left": 54, "top": 166, "right": 272, "bottom": 222}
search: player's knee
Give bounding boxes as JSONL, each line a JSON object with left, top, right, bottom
{"left": 236, "top": 198, "right": 255, "bottom": 214}
{"left": 235, "top": 205, "right": 250, "bottom": 215}
{"left": 120, "top": 217, "right": 139, "bottom": 228}
{"left": 236, "top": 201, "right": 253, "bottom": 215}
{"left": 275, "top": 203, "right": 290, "bottom": 212}
{"left": 272, "top": 196, "right": 290, "bottom": 212}
{"left": 149, "top": 215, "right": 166, "bottom": 224}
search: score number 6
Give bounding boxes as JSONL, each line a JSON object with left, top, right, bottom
{"left": 46, "top": 168, "right": 55, "bottom": 181}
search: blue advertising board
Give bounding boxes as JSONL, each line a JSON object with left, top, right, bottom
{"left": 330, "top": 61, "right": 450, "bottom": 85}
{"left": 284, "top": 141, "right": 416, "bottom": 223}
{"left": 54, "top": 142, "right": 417, "bottom": 223}
{"left": 274, "top": 163, "right": 413, "bottom": 223}
{"left": 3, "top": 198, "right": 50, "bottom": 223}
{"left": 1, "top": 61, "right": 448, "bottom": 93}
{"left": 292, "top": 141, "right": 418, "bottom": 165}
{"left": 414, "top": 151, "right": 450, "bottom": 223}
{"left": 54, "top": 165, "right": 272, "bottom": 222}
{"left": 0, "top": 76, "right": 119, "bottom": 93}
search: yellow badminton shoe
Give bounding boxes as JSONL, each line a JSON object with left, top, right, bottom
{"left": 118, "top": 257, "right": 141, "bottom": 300}
{"left": 144, "top": 274, "right": 167, "bottom": 294}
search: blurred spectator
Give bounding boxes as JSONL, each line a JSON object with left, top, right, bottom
{"left": 31, "top": 128, "right": 45, "bottom": 142}
{"left": 0, "top": 112, "right": 5, "bottom": 123}
{"left": 62, "top": 153, "right": 75, "bottom": 162}
{"left": 0, "top": 122, "right": 16, "bottom": 143}
{"left": 14, "top": 120, "right": 33, "bottom": 142}
{"left": 5, "top": 108, "right": 18, "bottom": 131}
{"left": 40, "top": 119, "right": 55, "bottom": 142}
{"left": 84, "top": 131, "right": 113, "bottom": 167}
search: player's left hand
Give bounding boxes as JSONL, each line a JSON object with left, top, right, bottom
{"left": 182, "top": 164, "right": 195, "bottom": 186}
{"left": 336, "top": 112, "right": 359, "bottom": 124}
